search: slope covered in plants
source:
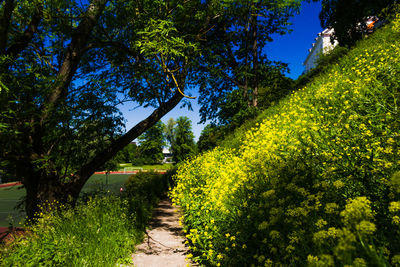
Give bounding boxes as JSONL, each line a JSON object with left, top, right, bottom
{"left": 171, "top": 17, "right": 400, "bottom": 266}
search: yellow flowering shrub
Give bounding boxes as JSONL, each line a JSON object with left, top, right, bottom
{"left": 171, "top": 18, "right": 400, "bottom": 266}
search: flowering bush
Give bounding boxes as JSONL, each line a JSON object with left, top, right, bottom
{"left": 171, "top": 18, "right": 400, "bottom": 266}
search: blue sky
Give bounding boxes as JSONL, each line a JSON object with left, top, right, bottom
{"left": 119, "top": 1, "right": 323, "bottom": 141}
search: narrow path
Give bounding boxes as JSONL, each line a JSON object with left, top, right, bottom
{"left": 131, "top": 198, "right": 194, "bottom": 267}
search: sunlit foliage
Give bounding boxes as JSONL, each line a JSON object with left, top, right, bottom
{"left": 171, "top": 18, "right": 400, "bottom": 266}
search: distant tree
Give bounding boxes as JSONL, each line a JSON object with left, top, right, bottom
{"left": 318, "top": 0, "right": 396, "bottom": 46}
{"left": 138, "top": 121, "right": 166, "bottom": 164}
{"left": 258, "top": 64, "right": 294, "bottom": 108}
{"left": 209, "top": 63, "right": 293, "bottom": 137}
{"left": 197, "top": 0, "right": 302, "bottom": 123}
{"left": 197, "top": 124, "right": 223, "bottom": 153}
{"left": 112, "top": 143, "right": 139, "bottom": 164}
{"left": 171, "top": 117, "right": 196, "bottom": 163}
{"left": 217, "top": 89, "right": 257, "bottom": 129}
{"left": 103, "top": 158, "right": 119, "bottom": 172}
{"left": 164, "top": 118, "right": 176, "bottom": 148}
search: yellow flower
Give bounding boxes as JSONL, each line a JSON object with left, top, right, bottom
{"left": 389, "top": 202, "right": 400, "bottom": 213}
{"left": 356, "top": 221, "right": 376, "bottom": 236}
{"left": 392, "top": 215, "right": 400, "bottom": 225}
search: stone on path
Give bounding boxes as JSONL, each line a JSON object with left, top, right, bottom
{"left": 131, "top": 198, "right": 194, "bottom": 267}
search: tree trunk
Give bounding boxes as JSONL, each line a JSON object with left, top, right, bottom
{"left": 23, "top": 172, "right": 81, "bottom": 221}
{"left": 251, "top": 11, "right": 258, "bottom": 108}
{"left": 40, "top": 0, "right": 109, "bottom": 124}
{"left": 19, "top": 0, "right": 110, "bottom": 220}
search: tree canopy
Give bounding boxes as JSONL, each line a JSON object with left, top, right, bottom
{"left": 0, "top": 0, "right": 209, "bottom": 219}
{"left": 170, "top": 116, "right": 196, "bottom": 163}
{"left": 197, "top": 124, "right": 222, "bottom": 153}
{"left": 196, "top": 0, "right": 302, "bottom": 122}
{"left": 138, "top": 121, "right": 166, "bottom": 164}
{"left": 0, "top": 0, "right": 304, "bottom": 220}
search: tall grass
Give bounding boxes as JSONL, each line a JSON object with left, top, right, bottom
{"left": 1, "top": 196, "right": 138, "bottom": 266}
{"left": 0, "top": 171, "right": 172, "bottom": 266}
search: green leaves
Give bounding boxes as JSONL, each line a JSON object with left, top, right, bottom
{"left": 138, "top": 121, "right": 166, "bottom": 164}
{"left": 319, "top": 0, "right": 396, "bottom": 47}
{"left": 136, "top": 18, "right": 198, "bottom": 59}
{"left": 170, "top": 116, "right": 196, "bottom": 163}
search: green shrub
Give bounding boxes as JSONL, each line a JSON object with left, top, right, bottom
{"left": 171, "top": 18, "right": 400, "bottom": 266}
{"left": 124, "top": 171, "right": 171, "bottom": 230}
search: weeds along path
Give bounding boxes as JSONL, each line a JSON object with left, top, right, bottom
{"left": 131, "top": 198, "right": 194, "bottom": 267}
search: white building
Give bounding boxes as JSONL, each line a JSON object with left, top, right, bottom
{"left": 303, "top": 28, "right": 338, "bottom": 73}
{"left": 162, "top": 148, "right": 173, "bottom": 163}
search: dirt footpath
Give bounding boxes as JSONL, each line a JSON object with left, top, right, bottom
{"left": 131, "top": 198, "right": 194, "bottom": 267}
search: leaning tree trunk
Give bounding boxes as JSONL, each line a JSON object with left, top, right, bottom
{"left": 22, "top": 90, "right": 184, "bottom": 221}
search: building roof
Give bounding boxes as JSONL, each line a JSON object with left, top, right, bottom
{"left": 162, "top": 148, "right": 171, "bottom": 154}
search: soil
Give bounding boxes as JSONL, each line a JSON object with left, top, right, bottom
{"left": 131, "top": 198, "right": 195, "bottom": 267}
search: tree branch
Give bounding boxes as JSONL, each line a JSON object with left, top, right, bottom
{"left": 40, "top": 0, "right": 109, "bottom": 125}
{"left": 74, "top": 89, "right": 184, "bottom": 187}
{"left": 84, "top": 41, "right": 137, "bottom": 57}
{"left": 0, "top": 0, "right": 14, "bottom": 54}
{"left": 4, "top": 2, "right": 42, "bottom": 60}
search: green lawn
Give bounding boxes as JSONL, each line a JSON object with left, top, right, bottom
{"left": 83, "top": 174, "right": 132, "bottom": 193}
{"left": 117, "top": 163, "right": 174, "bottom": 171}
{"left": 0, "top": 174, "right": 132, "bottom": 227}
{"left": 0, "top": 186, "right": 25, "bottom": 227}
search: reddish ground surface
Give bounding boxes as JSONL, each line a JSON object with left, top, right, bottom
{"left": 94, "top": 170, "right": 166, "bottom": 175}
{"left": 0, "top": 182, "right": 21, "bottom": 188}
{"left": 0, "top": 227, "right": 25, "bottom": 245}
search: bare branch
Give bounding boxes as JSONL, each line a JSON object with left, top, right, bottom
{"left": 159, "top": 54, "right": 195, "bottom": 99}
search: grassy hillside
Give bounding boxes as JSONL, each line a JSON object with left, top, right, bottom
{"left": 171, "top": 17, "right": 400, "bottom": 266}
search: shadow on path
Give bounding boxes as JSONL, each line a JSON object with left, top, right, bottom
{"left": 131, "top": 198, "right": 195, "bottom": 267}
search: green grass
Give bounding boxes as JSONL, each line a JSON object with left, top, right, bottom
{"left": 83, "top": 174, "right": 131, "bottom": 193}
{"left": 117, "top": 163, "right": 174, "bottom": 171}
{"left": 1, "top": 195, "right": 142, "bottom": 266}
{"left": 0, "top": 174, "right": 132, "bottom": 227}
{"left": 0, "top": 186, "right": 25, "bottom": 227}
